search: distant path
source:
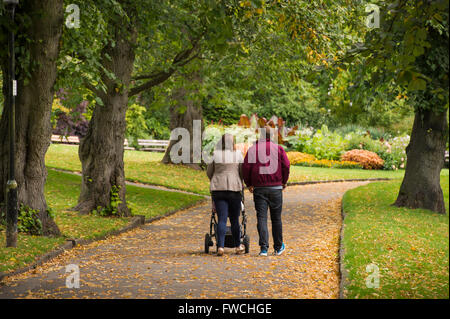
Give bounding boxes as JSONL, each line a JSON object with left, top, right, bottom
{"left": 0, "top": 181, "right": 368, "bottom": 299}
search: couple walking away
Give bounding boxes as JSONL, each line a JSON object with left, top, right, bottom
{"left": 206, "top": 128, "right": 290, "bottom": 257}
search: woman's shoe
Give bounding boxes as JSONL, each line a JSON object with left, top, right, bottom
{"left": 217, "top": 247, "right": 224, "bottom": 256}
{"left": 236, "top": 244, "right": 245, "bottom": 255}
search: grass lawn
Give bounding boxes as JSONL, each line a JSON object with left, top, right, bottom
{"left": 46, "top": 144, "right": 211, "bottom": 195}
{"left": 0, "top": 169, "right": 203, "bottom": 273}
{"left": 341, "top": 176, "right": 449, "bottom": 299}
{"left": 47, "top": 144, "right": 448, "bottom": 195}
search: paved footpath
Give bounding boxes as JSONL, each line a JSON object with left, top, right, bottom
{"left": 0, "top": 182, "right": 368, "bottom": 299}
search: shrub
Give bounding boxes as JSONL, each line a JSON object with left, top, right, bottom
{"left": 284, "top": 126, "right": 314, "bottom": 152}
{"left": 341, "top": 149, "right": 384, "bottom": 169}
{"left": 345, "top": 133, "right": 386, "bottom": 154}
{"left": 303, "top": 125, "right": 348, "bottom": 160}
{"left": 387, "top": 135, "right": 409, "bottom": 170}
{"left": 53, "top": 100, "right": 89, "bottom": 138}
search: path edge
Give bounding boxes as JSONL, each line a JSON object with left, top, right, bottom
{"left": 0, "top": 198, "right": 207, "bottom": 283}
{"left": 338, "top": 198, "right": 350, "bottom": 299}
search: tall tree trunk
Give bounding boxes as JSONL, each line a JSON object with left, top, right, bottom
{"left": 74, "top": 25, "right": 136, "bottom": 216}
{"left": 162, "top": 73, "right": 203, "bottom": 169}
{"left": 394, "top": 108, "right": 448, "bottom": 214}
{"left": 0, "top": 0, "right": 63, "bottom": 235}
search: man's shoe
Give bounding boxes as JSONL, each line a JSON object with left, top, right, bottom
{"left": 275, "top": 243, "right": 285, "bottom": 256}
{"left": 259, "top": 249, "right": 268, "bottom": 257}
{"left": 217, "top": 247, "right": 224, "bottom": 256}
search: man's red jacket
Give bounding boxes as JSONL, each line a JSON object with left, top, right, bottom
{"left": 242, "top": 138, "right": 290, "bottom": 187}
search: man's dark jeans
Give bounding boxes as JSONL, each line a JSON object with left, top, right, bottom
{"left": 253, "top": 187, "right": 283, "bottom": 251}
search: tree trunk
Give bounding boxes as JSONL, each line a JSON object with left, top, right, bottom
{"left": 0, "top": 0, "right": 63, "bottom": 236}
{"left": 74, "top": 25, "right": 136, "bottom": 216}
{"left": 162, "top": 73, "right": 203, "bottom": 169}
{"left": 394, "top": 108, "right": 448, "bottom": 214}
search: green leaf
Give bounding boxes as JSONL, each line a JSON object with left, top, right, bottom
{"left": 95, "top": 96, "right": 104, "bottom": 106}
{"left": 408, "top": 78, "right": 427, "bottom": 91}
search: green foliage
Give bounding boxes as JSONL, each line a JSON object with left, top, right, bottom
{"left": 17, "top": 205, "right": 42, "bottom": 235}
{"left": 302, "top": 125, "right": 348, "bottom": 160}
{"left": 284, "top": 126, "right": 314, "bottom": 153}
{"left": 91, "top": 185, "right": 123, "bottom": 217}
{"left": 350, "top": 0, "right": 449, "bottom": 115}
{"left": 203, "top": 98, "right": 242, "bottom": 126}
{"left": 345, "top": 133, "right": 386, "bottom": 155}
{"left": 125, "top": 103, "right": 148, "bottom": 149}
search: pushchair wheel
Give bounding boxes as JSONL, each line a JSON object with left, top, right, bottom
{"left": 243, "top": 235, "right": 250, "bottom": 254}
{"left": 204, "top": 233, "right": 211, "bottom": 254}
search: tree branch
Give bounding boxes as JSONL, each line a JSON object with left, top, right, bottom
{"left": 129, "top": 38, "right": 201, "bottom": 97}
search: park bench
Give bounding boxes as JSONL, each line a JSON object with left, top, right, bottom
{"left": 52, "top": 134, "right": 169, "bottom": 152}
{"left": 51, "top": 134, "right": 80, "bottom": 144}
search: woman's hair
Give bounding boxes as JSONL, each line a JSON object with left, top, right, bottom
{"left": 216, "top": 133, "right": 235, "bottom": 151}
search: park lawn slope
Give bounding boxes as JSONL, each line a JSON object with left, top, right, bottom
{"left": 46, "top": 144, "right": 448, "bottom": 196}
{"left": 0, "top": 170, "right": 203, "bottom": 273}
{"left": 46, "top": 144, "right": 211, "bottom": 195}
{"left": 341, "top": 176, "right": 449, "bottom": 299}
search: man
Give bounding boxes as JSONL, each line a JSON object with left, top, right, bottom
{"left": 242, "top": 127, "right": 290, "bottom": 256}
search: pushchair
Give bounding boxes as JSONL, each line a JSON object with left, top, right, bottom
{"left": 204, "top": 190, "right": 250, "bottom": 254}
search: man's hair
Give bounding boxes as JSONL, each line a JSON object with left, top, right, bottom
{"left": 260, "top": 126, "right": 274, "bottom": 140}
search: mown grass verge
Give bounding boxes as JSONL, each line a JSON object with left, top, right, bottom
{"left": 341, "top": 176, "right": 449, "bottom": 299}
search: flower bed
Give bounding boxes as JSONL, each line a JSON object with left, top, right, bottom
{"left": 287, "top": 152, "right": 316, "bottom": 164}
{"left": 295, "top": 159, "right": 362, "bottom": 169}
{"left": 287, "top": 152, "right": 362, "bottom": 169}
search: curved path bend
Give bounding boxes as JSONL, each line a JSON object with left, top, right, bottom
{"left": 0, "top": 181, "right": 368, "bottom": 299}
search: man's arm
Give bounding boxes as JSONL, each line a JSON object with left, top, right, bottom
{"left": 280, "top": 146, "right": 290, "bottom": 186}
{"left": 206, "top": 162, "right": 214, "bottom": 180}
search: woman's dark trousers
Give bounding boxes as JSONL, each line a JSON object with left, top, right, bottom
{"left": 212, "top": 191, "right": 242, "bottom": 248}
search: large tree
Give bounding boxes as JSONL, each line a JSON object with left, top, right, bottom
{"left": 72, "top": 0, "right": 139, "bottom": 216}
{"left": 347, "top": 0, "right": 449, "bottom": 214}
{"left": 61, "top": 0, "right": 226, "bottom": 215}
{"left": 0, "top": 0, "right": 63, "bottom": 235}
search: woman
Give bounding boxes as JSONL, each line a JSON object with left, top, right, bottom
{"left": 207, "top": 133, "right": 245, "bottom": 256}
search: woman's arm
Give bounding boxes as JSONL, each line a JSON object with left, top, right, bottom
{"left": 206, "top": 161, "right": 215, "bottom": 180}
